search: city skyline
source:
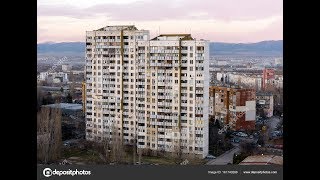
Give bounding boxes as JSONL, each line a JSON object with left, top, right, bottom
{"left": 37, "top": 0, "right": 283, "bottom": 43}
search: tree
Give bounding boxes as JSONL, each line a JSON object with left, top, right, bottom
{"left": 37, "top": 107, "right": 62, "bottom": 164}
{"left": 240, "top": 142, "right": 256, "bottom": 155}
{"left": 257, "top": 135, "right": 265, "bottom": 147}
{"left": 66, "top": 93, "right": 73, "bottom": 103}
{"left": 37, "top": 87, "right": 44, "bottom": 111}
{"left": 110, "top": 124, "right": 126, "bottom": 163}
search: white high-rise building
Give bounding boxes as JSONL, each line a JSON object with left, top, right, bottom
{"left": 85, "top": 25, "right": 209, "bottom": 158}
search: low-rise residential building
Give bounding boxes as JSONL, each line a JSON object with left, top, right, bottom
{"left": 262, "top": 68, "right": 275, "bottom": 90}
{"left": 62, "top": 64, "right": 72, "bottom": 72}
{"left": 39, "top": 72, "right": 69, "bottom": 83}
{"left": 216, "top": 72, "right": 262, "bottom": 91}
{"left": 209, "top": 86, "right": 256, "bottom": 131}
{"left": 256, "top": 92, "right": 274, "bottom": 117}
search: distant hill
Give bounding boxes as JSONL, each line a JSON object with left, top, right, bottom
{"left": 37, "top": 40, "right": 283, "bottom": 56}
{"left": 37, "top": 42, "right": 85, "bottom": 56}
{"left": 210, "top": 40, "right": 283, "bottom": 56}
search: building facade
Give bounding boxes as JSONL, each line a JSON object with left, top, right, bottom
{"left": 209, "top": 86, "right": 256, "bottom": 131}
{"left": 85, "top": 25, "right": 209, "bottom": 157}
{"left": 62, "top": 64, "right": 72, "bottom": 72}
{"left": 262, "top": 68, "right": 275, "bottom": 90}
{"left": 256, "top": 92, "right": 274, "bottom": 117}
{"left": 216, "top": 72, "right": 262, "bottom": 91}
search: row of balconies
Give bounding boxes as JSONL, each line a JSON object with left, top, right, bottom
{"left": 157, "top": 102, "right": 173, "bottom": 106}
{"left": 150, "top": 50, "right": 179, "bottom": 54}
{"left": 158, "top": 108, "right": 172, "bottom": 113}
{"left": 138, "top": 69, "right": 145, "bottom": 73}
{"left": 135, "top": 88, "right": 145, "bottom": 92}
{"left": 94, "top": 39, "right": 118, "bottom": 42}
{"left": 136, "top": 81, "right": 145, "bottom": 85}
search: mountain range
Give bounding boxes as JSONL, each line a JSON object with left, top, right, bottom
{"left": 37, "top": 40, "right": 283, "bottom": 56}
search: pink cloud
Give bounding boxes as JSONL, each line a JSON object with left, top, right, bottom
{"left": 38, "top": 0, "right": 282, "bottom": 21}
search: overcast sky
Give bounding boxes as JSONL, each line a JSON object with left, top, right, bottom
{"left": 37, "top": 0, "right": 283, "bottom": 43}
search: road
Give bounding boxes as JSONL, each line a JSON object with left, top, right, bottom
{"left": 206, "top": 147, "right": 240, "bottom": 165}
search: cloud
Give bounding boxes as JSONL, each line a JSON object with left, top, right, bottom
{"left": 38, "top": 0, "right": 282, "bottom": 21}
{"left": 37, "top": 0, "right": 282, "bottom": 43}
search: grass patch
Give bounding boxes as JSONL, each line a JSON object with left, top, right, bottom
{"left": 62, "top": 147, "right": 104, "bottom": 164}
{"left": 142, "top": 156, "right": 177, "bottom": 165}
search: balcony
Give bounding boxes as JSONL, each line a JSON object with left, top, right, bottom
{"left": 196, "top": 63, "right": 204, "bottom": 68}
{"left": 136, "top": 94, "right": 144, "bottom": 98}
{"left": 181, "top": 96, "right": 188, "bottom": 100}
{"left": 165, "top": 122, "right": 172, "bottom": 126}
{"left": 136, "top": 81, "right": 145, "bottom": 86}
{"left": 158, "top": 134, "right": 165, "bottom": 138}
{"left": 158, "top": 108, "right": 171, "bottom": 113}
{"left": 136, "top": 88, "right": 145, "bottom": 92}
{"left": 196, "top": 56, "right": 205, "bottom": 60}
{"left": 196, "top": 110, "right": 203, "bottom": 114}
{"left": 86, "top": 115, "right": 92, "bottom": 119}
{"left": 137, "top": 106, "right": 145, "bottom": 111}
{"left": 156, "top": 121, "right": 164, "bottom": 126}
{"left": 196, "top": 84, "right": 204, "bottom": 88}
{"left": 138, "top": 69, "right": 145, "bottom": 73}
{"left": 138, "top": 118, "right": 145, "bottom": 123}
{"left": 158, "top": 141, "right": 165, "bottom": 145}
{"left": 181, "top": 116, "right": 188, "bottom": 121}
{"left": 138, "top": 75, "right": 145, "bottom": 79}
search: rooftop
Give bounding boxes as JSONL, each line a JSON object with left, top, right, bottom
{"left": 43, "top": 103, "right": 82, "bottom": 111}
{"left": 95, "top": 25, "right": 138, "bottom": 31}
{"left": 239, "top": 155, "right": 283, "bottom": 165}
{"left": 256, "top": 92, "right": 273, "bottom": 96}
{"left": 151, "top": 34, "right": 194, "bottom": 41}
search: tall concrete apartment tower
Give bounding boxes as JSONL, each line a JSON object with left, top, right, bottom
{"left": 85, "top": 26, "right": 209, "bottom": 158}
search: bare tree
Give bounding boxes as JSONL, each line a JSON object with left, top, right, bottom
{"left": 138, "top": 148, "right": 142, "bottom": 164}
{"left": 37, "top": 107, "right": 62, "bottom": 164}
{"left": 110, "top": 124, "right": 126, "bottom": 163}
{"left": 100, "top": 136, "right": 110, "bottom": 163}
{"left": 69, "top": 71, "right": 76, "bottom": 97}
{"left": 133, "top": 134, "right": 136, "bottom": 164}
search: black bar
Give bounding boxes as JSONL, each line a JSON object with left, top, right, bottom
{"left": 38, "top": 165, "right": 283, "bottom": 180}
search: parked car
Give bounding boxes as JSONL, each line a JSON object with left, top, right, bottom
{"left": 236, "top": 132, "right": 248, "bottom": 137}
{"left": 232, "top": 138, "right": 240, "bottom": 143}
{"left": 253, "top": 132, "right": 260, "bottom": 137}
{"left": 206, "top": 155, "right": 216, "bottom": 159}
